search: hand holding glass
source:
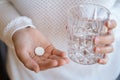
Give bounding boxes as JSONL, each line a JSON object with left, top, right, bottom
{"left": 67, "top": 3, "right": 111, "bottom": 65}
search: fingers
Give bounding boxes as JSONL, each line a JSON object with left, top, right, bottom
{"left": 105, "top": 20, "right": 117, "bottom": 30}
{"left": 94, "top": 20, "right": 116, "bottom": 64}
{"left": 43, "top": 44, "right": 67, "bottom": 58}
{"left": 95, "top": 45, "right": 113, "bottom": 54}
{"left": 38, "top": 59, "right": 58, "bottom": 70}
{"left": 52, "top": 48, "right": 66, "bottom": 57}
{"left": 98, "top": 54, "right": 109, "bottom": 64}
{"left": 95, "top": 33, "right": 114, "bottom": 45}
{"left": 32, "top": 55, "right": 69, "bottom": 71}
{"left": 43, "top": 45, "right": 54, "bottom": 58}
{"left": 48, "top": 55, "right": 70, "bottom": 66}
{"left": 24, "top": 57, "right": 40, "bottom": 72}
{"left": 32, "top": 44, "right": 69, "bottom": 71}
{"left": 95, "top": 20, "right": 116, "bottom": 45}
{"left": 32, "top": 56, "right": 58, "bottom": 71}
{"left": 17, "top": 51, "right": 40, "bottom": 73}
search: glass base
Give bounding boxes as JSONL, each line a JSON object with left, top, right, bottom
{"left": 68, "top": 52, "right": 104, "bottom": 65}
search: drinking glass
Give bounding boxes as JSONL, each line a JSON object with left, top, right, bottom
{"left": 67, "top": 3, "right": 111, "bottom": 65}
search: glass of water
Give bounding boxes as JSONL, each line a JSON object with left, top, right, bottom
{"left": 67, "top": 3, "right": 111, "bottom": 65}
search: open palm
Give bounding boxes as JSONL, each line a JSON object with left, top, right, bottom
{"left": 12, "top": 27, "right": 69, "bottom": 72}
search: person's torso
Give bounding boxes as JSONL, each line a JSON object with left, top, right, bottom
{"left": 7, "top": 0, "right": 120, "bottom": 80}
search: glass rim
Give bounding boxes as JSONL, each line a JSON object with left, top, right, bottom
{"left": 68, "top": 3, "right": 111, "bottom": 15}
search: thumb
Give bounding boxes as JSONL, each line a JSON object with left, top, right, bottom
{"left": 24, "top": 57, "right": 40, "bottom": 72}
{"left": 105, "top": 20, "right": 116, "bottom": 29}
{"left": 16, "top": 51, "right": 40, "bottom": 72}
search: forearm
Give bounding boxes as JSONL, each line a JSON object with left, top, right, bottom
{"left": 0, "top": 0, "right": 35, "bottom": 48}
{"left": 0, "top": 0, "right": 20, "bottom": 46}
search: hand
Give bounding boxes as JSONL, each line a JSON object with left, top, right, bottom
{"left": 12, "top": 27, "right": 69, "bottom": 72}
{"left": 94, "top": 20, "right": 117, "bottom": 64}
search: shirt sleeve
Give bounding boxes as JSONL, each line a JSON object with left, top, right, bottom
{"left": 110, "top": 0, "right": 120, "bottom": 41}
{"left": 109, "top": 0, "right": 120, "bottom": 77}
{"left": 0, "top": 0, "right": 36, "bottom": 48}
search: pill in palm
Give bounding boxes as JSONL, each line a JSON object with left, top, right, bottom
{"left": 35, "top": 47, "right": 45, "bottom": 56}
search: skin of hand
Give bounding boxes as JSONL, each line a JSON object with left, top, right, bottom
{"left": 94, "top": 20, "right": 117, "bottom": 64}
{"left": 12, "top": 27, "right": 70, "bottom": 73}
{"left": 12, "top": 19, "right": 116, "bottom": 73}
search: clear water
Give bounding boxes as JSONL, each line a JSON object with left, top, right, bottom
{"left": 68, "top": 20, "right": 105, "bottom": 65}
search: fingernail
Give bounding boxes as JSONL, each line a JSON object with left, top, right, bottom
{"left": 99, "top": 59, "right": 103, "bottom": 63}
{"left": 99, "top": 59, "right": 104, "bottom": 63}
{"left": 95, "top": 37, "right": 100, "bottom": 44}
{"left": 34, "top": 66, "right": 39, "bottom": 73}
{"left": 108, "top": 20, "right": 114, "bottom": 28}
{"left": 108, "top": 21, "right": 111, "bottom": 27}
{"left": 96, "top": 48, "right": 101, "bottom": 53}
{"left": 99, "top": 59, "right": 106, "bottom": 64}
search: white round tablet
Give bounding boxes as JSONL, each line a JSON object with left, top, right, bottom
{"left": 35, "top": 47, "right": 45, "bottom": 56}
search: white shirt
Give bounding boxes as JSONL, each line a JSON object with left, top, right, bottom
{"left": 0, "top": 0, "right": 120, "bottom": 80}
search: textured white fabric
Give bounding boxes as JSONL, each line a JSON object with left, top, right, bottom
{"left": 0, "top": 0, "right": 20, "bottom": 47}
{"left": 4, "top": 16, "right": 36, "bottom": 48}
{"left": 5, "top": 16, "right": 36, "bottom": 37}
{"left": 0, "top": 0, "right": 120, "bottom": 80}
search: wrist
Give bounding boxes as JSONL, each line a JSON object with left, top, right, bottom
{"left": 12, "top": 26, "right": 35, "bottom": 40}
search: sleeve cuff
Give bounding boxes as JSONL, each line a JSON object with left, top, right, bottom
{"left": 3, "top": 16, "right": 36, "bottom": 48}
